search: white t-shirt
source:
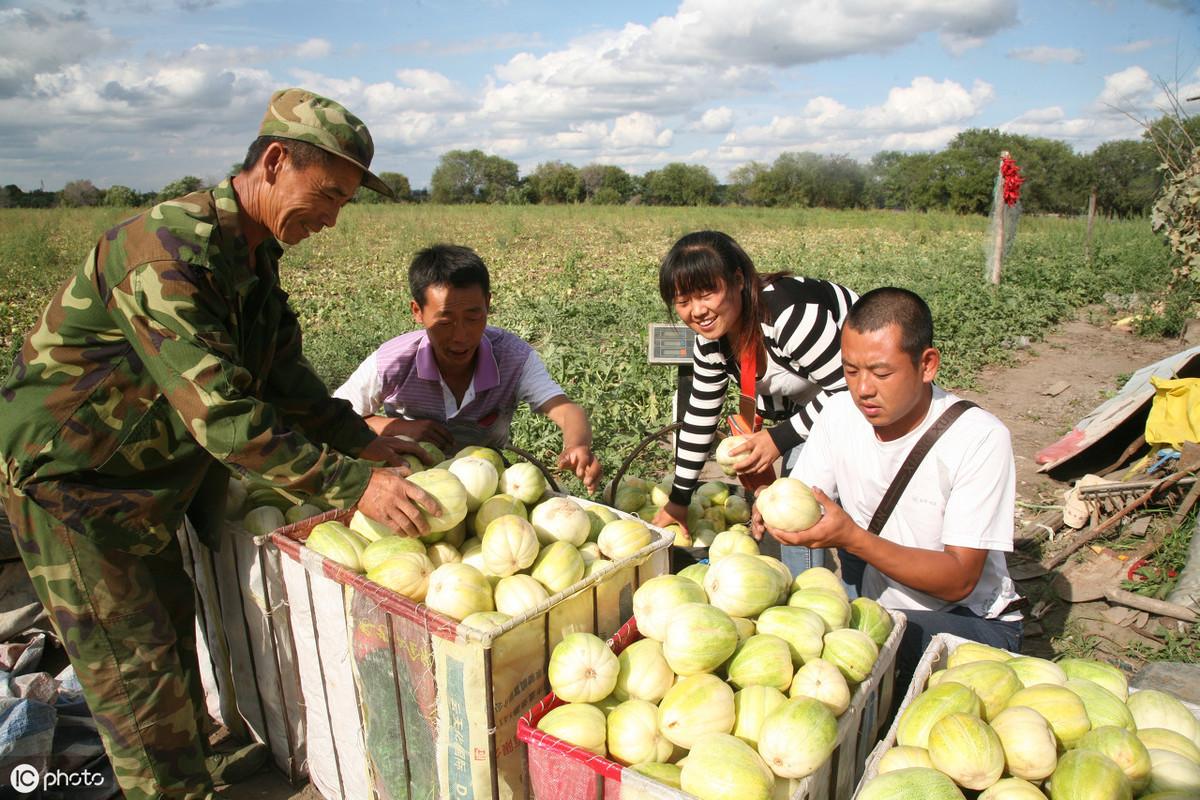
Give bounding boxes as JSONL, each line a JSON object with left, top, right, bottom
{"left": 793, "top": 386, "right": 1021, "bottom": 620}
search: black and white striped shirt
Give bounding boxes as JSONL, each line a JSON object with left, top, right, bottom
{"left": 669, "top": 276, "right": 858, "bottom": 506}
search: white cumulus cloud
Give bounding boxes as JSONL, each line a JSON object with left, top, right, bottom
{"left": 880, "top": 126, "right": 968, "bottom": 151}
{"left": 610, "top": 112, "right": 674, "bottom": 148}
{"left": 1003, "top": 106, "right": 1141, "bottom": 148}
{"left": 652, "top": 0, "right": 1017, "bottom": 66}
{"left": 548, "top": 121, "right": 611, "bottom": 152}
{"left": 482, "top": 0, "right": 1016, "bottom": 130}
{"left": 727, "top": 77, "right": 993, "bottom": 148}
{"left": 293, "top": 38, "right": 333, "bottom": 59}
{"left": 289, "top": 68, "right": 472, "bottom": 115}
{"left": 1095, "top": 65, "right": 1156, "bottom": 112}
{"left": 865, "top": 78, "right": 995, "bottom": 130}
{"left": 692, "top": 107, "right": 734, "bottom": 133}
{"left": 0, "top": 7, "right": 122, "bottom": 97}
{"left": 0, "top": 53, "right": 276, "bottom": 189}
{"left": 1003, "top": 65, "right": 1200, "bottom": 152}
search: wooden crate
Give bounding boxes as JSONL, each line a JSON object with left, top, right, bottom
{"left": 269, "top": 501, "right": 672, "bottom": 800}
{"left": 518, "top": 610, "right": 907, "bottom": 800}
{"left": 854, "top": 632, "right": 1200, "bottom": 797}
{"left": 180, "top": 519, "right": 306, "bottom": 784}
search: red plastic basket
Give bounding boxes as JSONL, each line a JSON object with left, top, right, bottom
{"left": 518, "top": 609, "right": 907, "bottom": 800}
{"left": 517, "top": 617, "right": 641, "bottom": 799}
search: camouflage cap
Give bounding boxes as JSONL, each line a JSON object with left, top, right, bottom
{"left": 259, "top": 88, "right": 394, "bottom": 198}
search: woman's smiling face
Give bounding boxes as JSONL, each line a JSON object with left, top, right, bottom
{"left": 671, "top": 274, "right": 744, "bottom": 341}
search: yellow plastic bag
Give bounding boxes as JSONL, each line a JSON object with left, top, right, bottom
{"left": 1145, "top": 376, "right": 1200, "bottom": 449}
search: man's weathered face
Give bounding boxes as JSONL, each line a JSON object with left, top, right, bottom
{"left": 412, "top": 284, "right": 490, "bottom": 372}
{"left": 265, "top": 150, "right": 361, "bottom": 245}
{"left": 841, "top": 322, "right": 939, "bottom": 440}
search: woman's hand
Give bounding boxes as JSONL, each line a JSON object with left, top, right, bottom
{"left": 728, "top": 430, "right": 780, "bottom": 476}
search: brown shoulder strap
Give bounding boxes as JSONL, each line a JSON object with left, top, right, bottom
{"left": 867, "top": 400, "right": 979, "bottom": 535}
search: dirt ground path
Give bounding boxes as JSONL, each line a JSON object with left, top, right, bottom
{"left": 955, "top": 313, "right": 1186, "bottom": 507}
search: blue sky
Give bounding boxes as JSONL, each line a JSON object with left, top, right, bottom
{"left": 1, "top": 0, "right": 1197, "bottom": 193}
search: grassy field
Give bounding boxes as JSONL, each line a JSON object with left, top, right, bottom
{"left": 0, "top": 204, "right": 1173, "bottom": 495}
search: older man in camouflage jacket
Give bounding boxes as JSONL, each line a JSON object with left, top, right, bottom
{"left": 0, "top": 89, "right": 439, "bottom": 799}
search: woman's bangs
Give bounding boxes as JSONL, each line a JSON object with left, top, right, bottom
{"left": 664, "top": 250, "right": 725, "bottom": 302}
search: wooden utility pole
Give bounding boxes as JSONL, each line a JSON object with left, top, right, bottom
{"left": 990, "top": 151, "right": 1008, "bottom": 285}
{"left": 1085, "top": 187, "right": 1097, "bottom": 263}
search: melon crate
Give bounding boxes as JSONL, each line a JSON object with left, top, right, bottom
{"left": 180, "top": 519, "right": 307, "bottom": 785}
{"left": 854, "top": 632, "right": 1200, "bottom": 799}
{"left": 518, "top": 608, "right": 906, "bottom": 800}
{"left": 267, "top": 499, "right": 672, "bottom": 800}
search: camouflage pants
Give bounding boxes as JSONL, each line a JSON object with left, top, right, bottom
{"left": 1, "top": 487, "right": 214, "bottom": 800}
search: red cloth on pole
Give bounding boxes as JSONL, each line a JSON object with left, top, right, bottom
{"left": 1001, "top": 155, "right": 1024, "bottom": 206}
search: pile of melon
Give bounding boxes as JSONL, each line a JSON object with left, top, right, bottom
{"left": 616, "top": 465, "right": 824, "bottom": 548}
{"left": 612, "top": 473, "right": 755, "bottom": 549}
{"left": 225, "top": 473, "right": 326, "bottom": 534}
{"left": 298, "top": 444, "right": 661, "bottom": 625}
{"left": 858, "top": 639, "right": 1200, "bottom": 800}
{"left": 536, "top": 550, "right": 896, "bottom": 800}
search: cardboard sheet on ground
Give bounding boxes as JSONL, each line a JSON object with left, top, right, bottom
{"left": 1051, "top": 554, "right": 1126, "bottom": 602}
{"left": 1035, "top": 344, "right": 1200, "bottom": 476}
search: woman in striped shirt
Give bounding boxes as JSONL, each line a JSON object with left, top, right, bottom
{"left": 651, "top": 231, "right": 858, "bottom": 570}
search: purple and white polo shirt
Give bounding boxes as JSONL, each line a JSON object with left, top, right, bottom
{"left": 333, "top": 326, "right": 565, "bottom": 450}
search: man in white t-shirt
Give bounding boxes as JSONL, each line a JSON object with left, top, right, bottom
{"left": 334, "top": 244, "right": 602, "bottom": 492}
{"left": 759, "top": 287, "right": 1022, "bottom": 680}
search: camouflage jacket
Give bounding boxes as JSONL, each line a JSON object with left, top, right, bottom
{"left": 0, "top": 179, "right": 375, "bottom": 555}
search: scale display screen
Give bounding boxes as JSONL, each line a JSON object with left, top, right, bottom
{"left": 647, "top": 323, "right": 696, "bottom": 364}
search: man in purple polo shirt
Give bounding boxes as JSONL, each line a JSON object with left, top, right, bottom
{"left": 334, "top": 244, "right": 603, "bottom": 492}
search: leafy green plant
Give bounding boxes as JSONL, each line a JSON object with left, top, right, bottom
{"left": 1145, "top": 90, "right": 1198, "bottom": 333}
{"left": 1119, "top": 514, "right": 1195, "bottom": 599}
{"left": 1051, "top": 620, "right": 1104, "bottom": 661}
{"left": 1134, "top": 281, "right": 1198, "bottom": 338}
{"left": 1130, "top": 624, "right": 1200, "bottom": 664}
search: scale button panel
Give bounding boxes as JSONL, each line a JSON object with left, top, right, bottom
{"left": 647, "top": 323, "right": 696, "bottom": 364}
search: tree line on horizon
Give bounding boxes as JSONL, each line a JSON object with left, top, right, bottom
{"left": 3, "top": 116, "right": 1194, "bottom": 218}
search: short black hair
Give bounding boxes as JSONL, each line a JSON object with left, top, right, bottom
{"left": 408, "top": 244, "right": 491, "bottom": 307}
{"left": 845, "top": 287, "right": 934, "bottom": 364}
{"left": 240, "top": 135, "right": 337, "bottom": 173}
